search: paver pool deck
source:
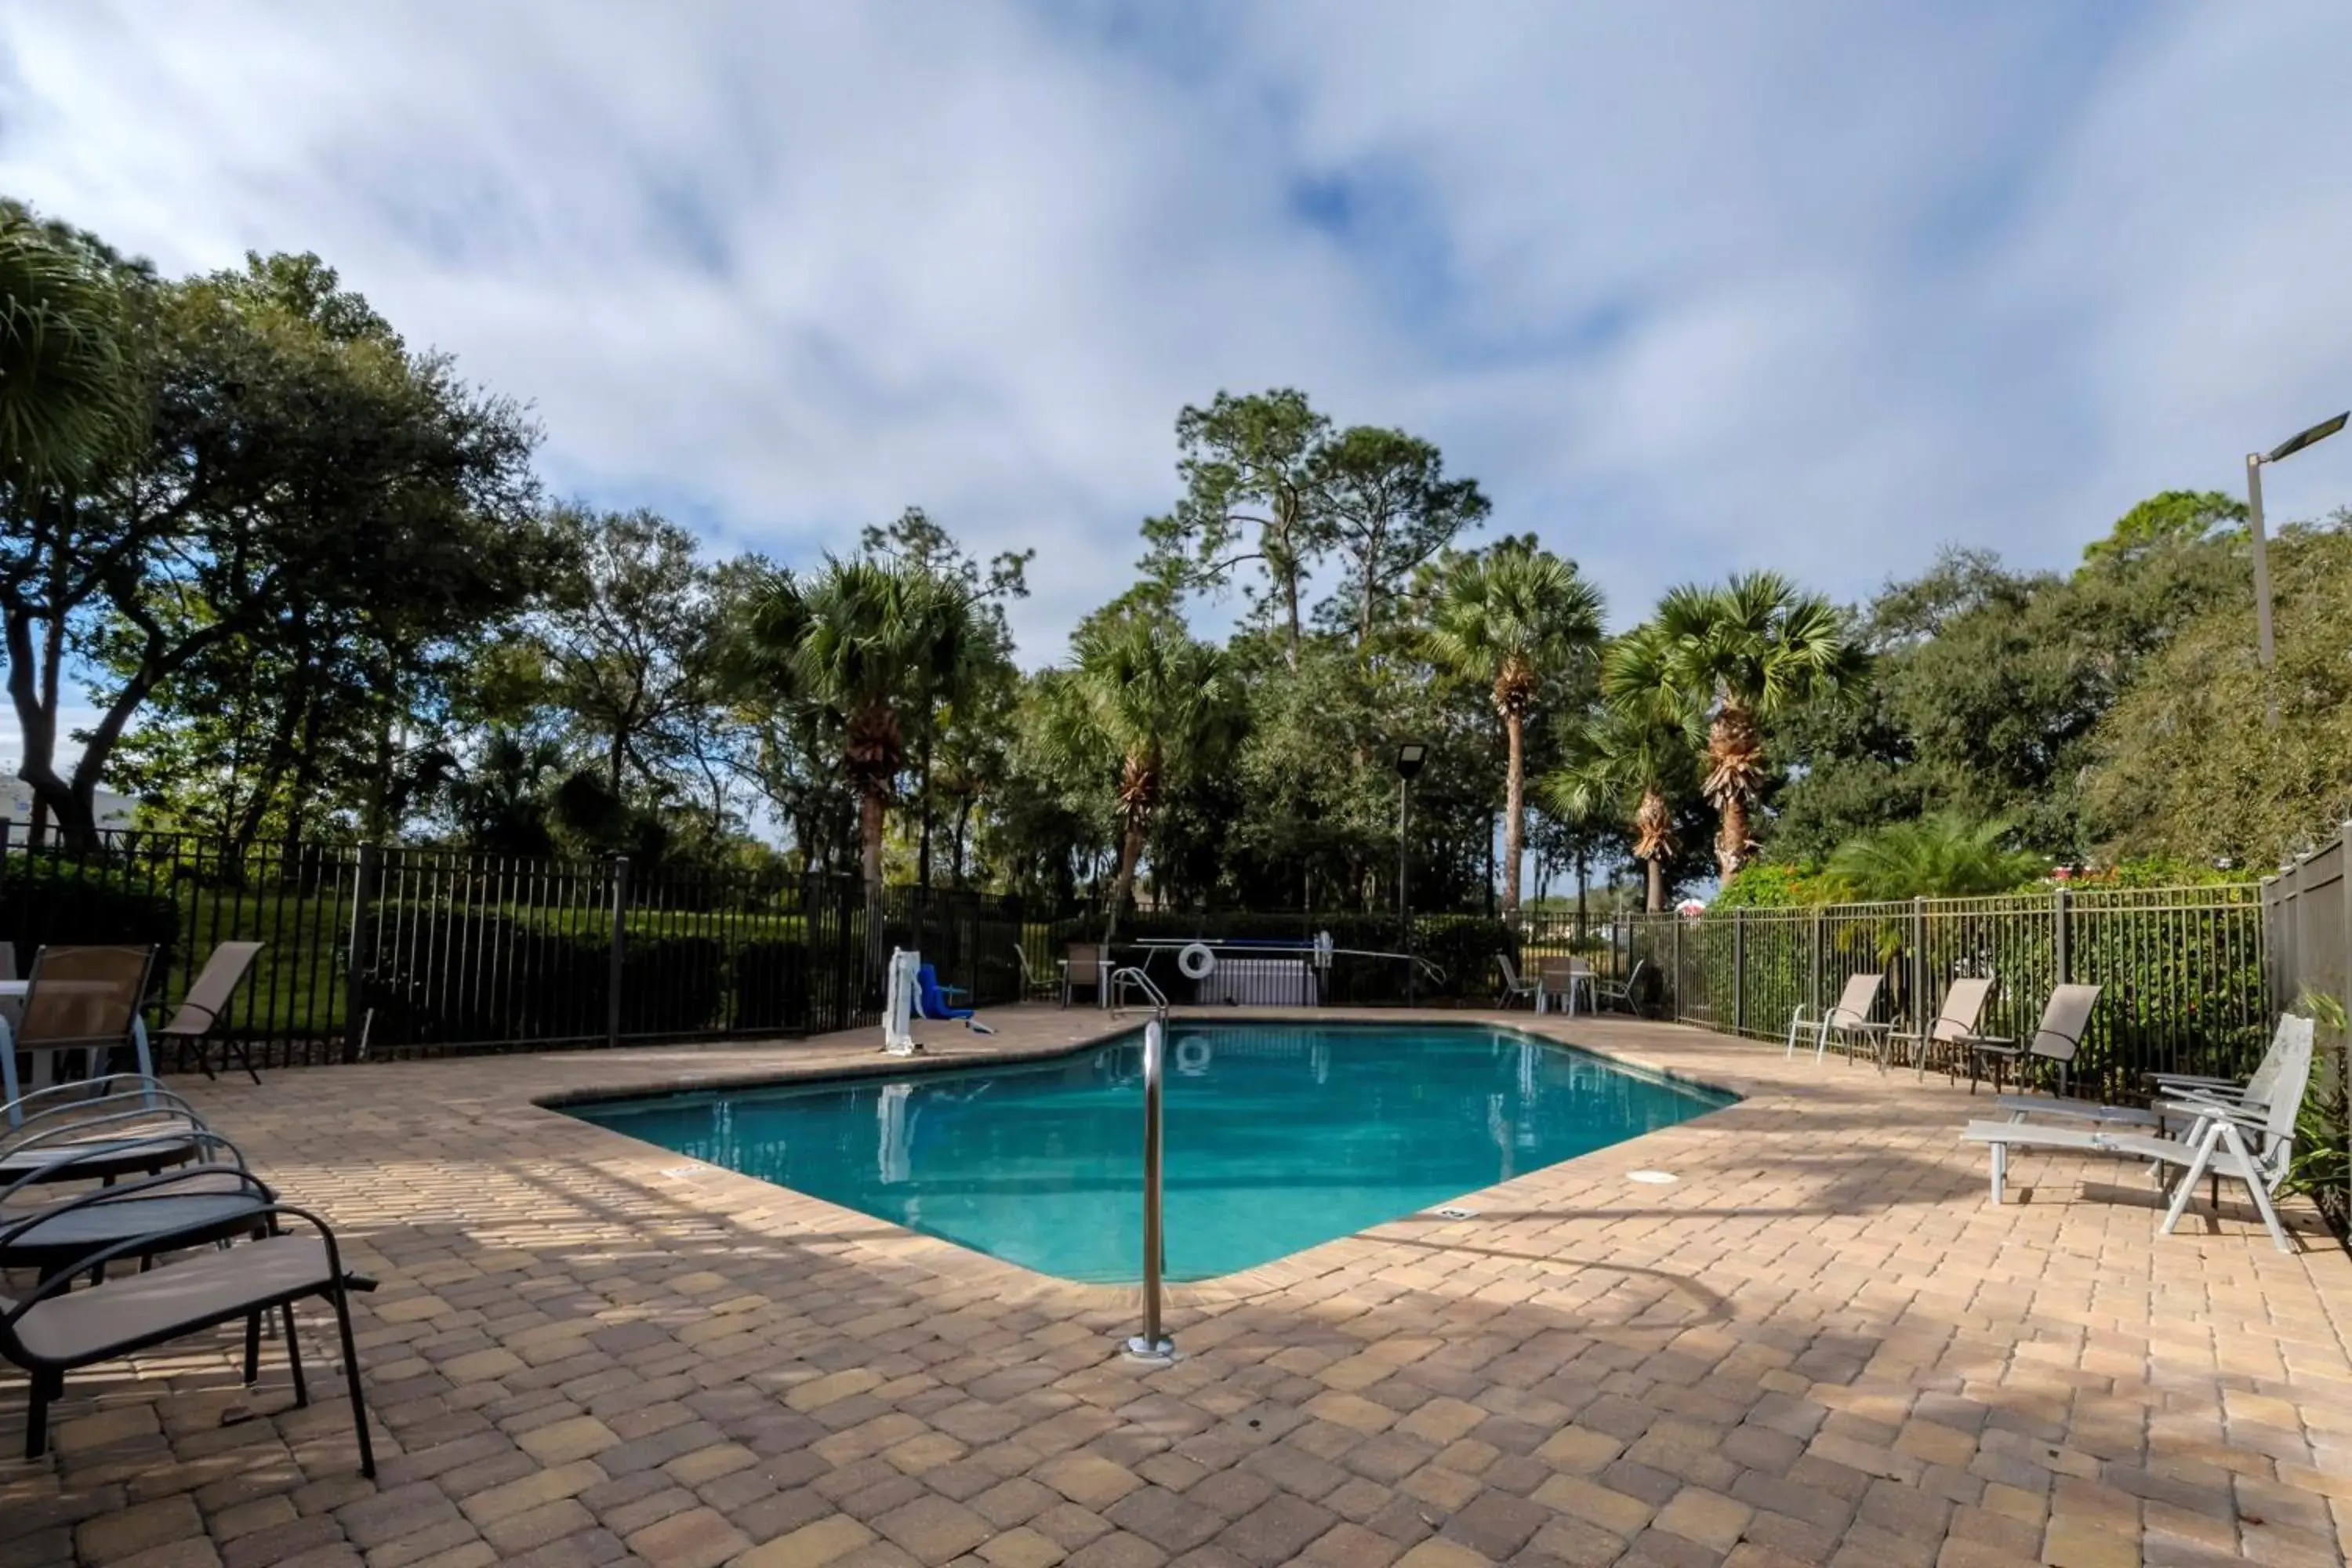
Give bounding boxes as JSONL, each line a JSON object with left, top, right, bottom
{"left": 3, "top": 1007, "right": 2349, "bottom": 1568}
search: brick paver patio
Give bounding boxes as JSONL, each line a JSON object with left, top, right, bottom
{"left": 4, "top": 1008, "right": 2349, "bottom": 1567}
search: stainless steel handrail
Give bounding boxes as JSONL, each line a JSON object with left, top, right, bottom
{"left": 1124, "top": 1015, "right": 1174, "bottom": 1362}
{"left": 1108, "top": 966, "right": 1169, "bottom": 1018}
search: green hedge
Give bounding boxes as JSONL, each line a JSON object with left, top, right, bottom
{"left": 0, "top": 858, "right": 181, "bottom": 983}
{"left": 358, "top": 911, "right": 731, "bottom": 1047}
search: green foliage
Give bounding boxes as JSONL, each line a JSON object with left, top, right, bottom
{"left": 1646, "top": 571, "right": 1865, "bottom": 880}
{"left": 2082, "top": 517, "right": 2352, "bottom": 869}
{"left": 1425, "top": 538, "right": 1604, "bottom": 916}
{"left": 1711, "top": 862, "right": 1838, "bottom": 909}
{"left": 0, "top": 198, "right": 137, "bottom": 492}
{"left": 2288, "top": 989, "right": 2348, "bottom": 1204}
{"left": 1824, "top": 814, "right": 2045, "bottom": 900}
{"left": 0, "top": 857, "right": 180, "bottom": 976}
{"left": 2080, "top": 489, "right": 2245, "bottom": 564}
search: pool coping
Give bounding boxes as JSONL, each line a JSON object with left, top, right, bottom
{"left": 524, "top": 1010, "right": 1755, "bottom": 1317}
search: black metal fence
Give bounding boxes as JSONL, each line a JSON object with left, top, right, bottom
{"left": 2, "top": 820, "right": 2333, "bottom": 1232}
{"left": 0, "top": 825, "right": 1037, "bottom": 1068}
{"left": 1620, "top": 887, "right": 2272, "bottom": 1093}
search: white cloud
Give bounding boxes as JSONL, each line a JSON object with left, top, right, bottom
{"left": 3, "top": 0, "right": 2350, "bottom": 681}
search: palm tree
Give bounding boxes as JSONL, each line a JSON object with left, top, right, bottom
{"left": 0, "top": 205, "right": 134, "bottom": 495}
{"left": 1825, "top": 813, "right": 2044, "bottom": 900}
{"left": 783, "top": 556, "right": 977, "bottom": 901}
{"left": 1051, "top": 612, "right": 1240, "bottom": 942}
{"left": 1544, "top": 625, "right": 1696, "bottom": 912}
{"left": 1649, "top": 572, "right": 1864, "bottom": 881}
{"left": 1425, "top": 541, "right": 1603, "bottom": 920}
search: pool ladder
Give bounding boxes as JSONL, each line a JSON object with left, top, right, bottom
{"left": 1109, "top": 966, "right": 1169, "bottom": 1019}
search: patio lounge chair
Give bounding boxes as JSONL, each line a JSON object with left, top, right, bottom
{"left": 1014, "top": 945, "right": 1059, "bottom": 1004}
{"left": 1, "top": 1131, "right": 270, "bottom": 1276}
{"left": 1961, "top": 1021, "right": 2313, "bottom": 1251}
{"left": 1964, "top": 982, "right": 2100, "bottom": 1094}
{"left": 158, "top": 941, "right": 265, "bottom": 1083}
{"left": 1495, "top": 955, "right": 1538, "bottom": 1009}
{"left": 0, "top": 1177, "right": 379, "bottom": 1469}
{"left": 1784, "top": 972, "right": 1893, "bottom": 1068}
{"left": 0, "top": 1080, "right": 209, "bottom": 1189}
{"left": 1900, "top": 975, "right": 1997, "bottom": 1080}
{"left": 1061, "top": 944, "right": 1106, "bottom": 1007}
{"left": 1588, "top": 957, "right": 1649, "bottom": 1016}
{"left": 0, "top": 946, "right": 158, "bottom": 1120}
{"left": 1991, "top": 1014, "right": 2313, "bottom": 1133}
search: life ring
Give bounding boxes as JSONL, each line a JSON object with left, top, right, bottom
{"left": 1178, "top": 942, "right": 1218, "bottom": 979}
{"left": 1175, "top": 1036, "right": 1212, "bottom": 1075}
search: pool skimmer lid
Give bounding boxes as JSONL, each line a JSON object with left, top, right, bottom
{"left": 1432, "top": 1206, "right": 1477, "bottom": 1219}
{"left": 1628, "top": 1170, "right": 1679, "bottom": 1185}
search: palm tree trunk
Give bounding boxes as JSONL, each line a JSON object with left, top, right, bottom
{"left": 859, "top": 789, "right": 887, "bottom": 900}
{"left": 1646, "top": 857, "right": 1664, "bottom": 913}
{"left": 1716, "top": 793, "right": 1749, "bottom": 883}
{"left": 1501, "top": 711, "right": 1526, "bottom": 920}
{"left": 1103, "top": 817, "right": 1147, "bottom": 945}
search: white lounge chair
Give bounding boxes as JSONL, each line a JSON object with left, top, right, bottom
{"left": 1965, "top": 982, "right": 2100, "bottom": 1094}
{"left": 1588, "top": 958, "right": 1649, "bottom": 1016}
{"left": 1784, "top": 972, "right": 1893, "bottom": 1069}
{"left": 1495, "top": 955, "right": 1538, "bottom": 1010}
{"left": 1962, "top": 1022, "right": 2313, "bottom": 1251}
{"left": 1991, "top": 1014, "right": 2312, "bottom": 1133}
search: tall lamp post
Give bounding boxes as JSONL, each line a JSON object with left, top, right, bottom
{"left": 2246, "top": 410, "right": 2348, "bottom": 730}
{"left": 1396, "top": 742, "right": 1426, "bottom": 1005}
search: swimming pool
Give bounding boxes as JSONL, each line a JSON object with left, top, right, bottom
{"left": 568, "top": 1022, "right": 1734, "bottom": 1283}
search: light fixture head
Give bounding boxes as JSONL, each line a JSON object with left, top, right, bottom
{"left": 1396, "top": 742, "right": 1428, "bottom": 780}
{"left": 2266, "top": 411, "right": 2349, "bottom": 465}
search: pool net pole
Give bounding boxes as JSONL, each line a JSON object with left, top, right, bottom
{"left": 1126, "top": 1017, "right": 1175, "bottom": 1361}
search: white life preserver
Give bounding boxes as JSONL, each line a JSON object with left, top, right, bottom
{"left": 1178, "top": 942, "right": 1218, "bottom": 979}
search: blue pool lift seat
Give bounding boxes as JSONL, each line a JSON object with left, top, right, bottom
{"left": 913, "top": 965, "right": 995, "bottom": 1035}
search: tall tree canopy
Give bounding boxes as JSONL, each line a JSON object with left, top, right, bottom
{"left": 6, "top": 242, "right": 541, "bottom": 844}
{"left": 1425, "top": 539, "right": 1604, "bottom": 919}
{"left": 1643, "top": 572, "right": 1864, "bottom": 881}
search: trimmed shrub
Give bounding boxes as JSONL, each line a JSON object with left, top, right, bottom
{"left": 731, "top": 940, "right": 811, "bottom": 1033}
{"left": 0, "top": 857, "right": 181, "bottom": 982}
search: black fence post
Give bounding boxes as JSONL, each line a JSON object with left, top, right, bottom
{"left": 1809, "top": 907, "right": 1822, "bottom": 1024}
{"left": 343, "top": 844, "right": 380, "bottom": 1064}
{"left": 608, "top": 856, "right": 630, "bottom": 1048}
{"left": 1911, "top": 895, "right": 1928, "bottom": 1034}
{"left": 2054, "top": 886, "right": 2072, "bottom": 985}
{"left": 1732, "top": 908, "right": 1747, "bottom": 1037}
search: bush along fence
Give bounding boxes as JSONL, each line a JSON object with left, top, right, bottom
{"left": 0, "top": 825, "right": 1037, "bottom": 1068}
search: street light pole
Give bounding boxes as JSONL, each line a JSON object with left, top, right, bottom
{"left": 2246, "top": 452, "right": 2279, "bottom": 732}
{"left": 2245, "top": 411, "right": 2348, "bottom": 731}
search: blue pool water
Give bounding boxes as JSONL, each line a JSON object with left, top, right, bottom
{"left": 569, "top": 1023, "right": 1733, "bottom": 1283}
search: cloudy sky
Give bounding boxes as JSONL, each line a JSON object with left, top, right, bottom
{"left": 5, "top": 0, "right": 2351, "bottom": 670}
